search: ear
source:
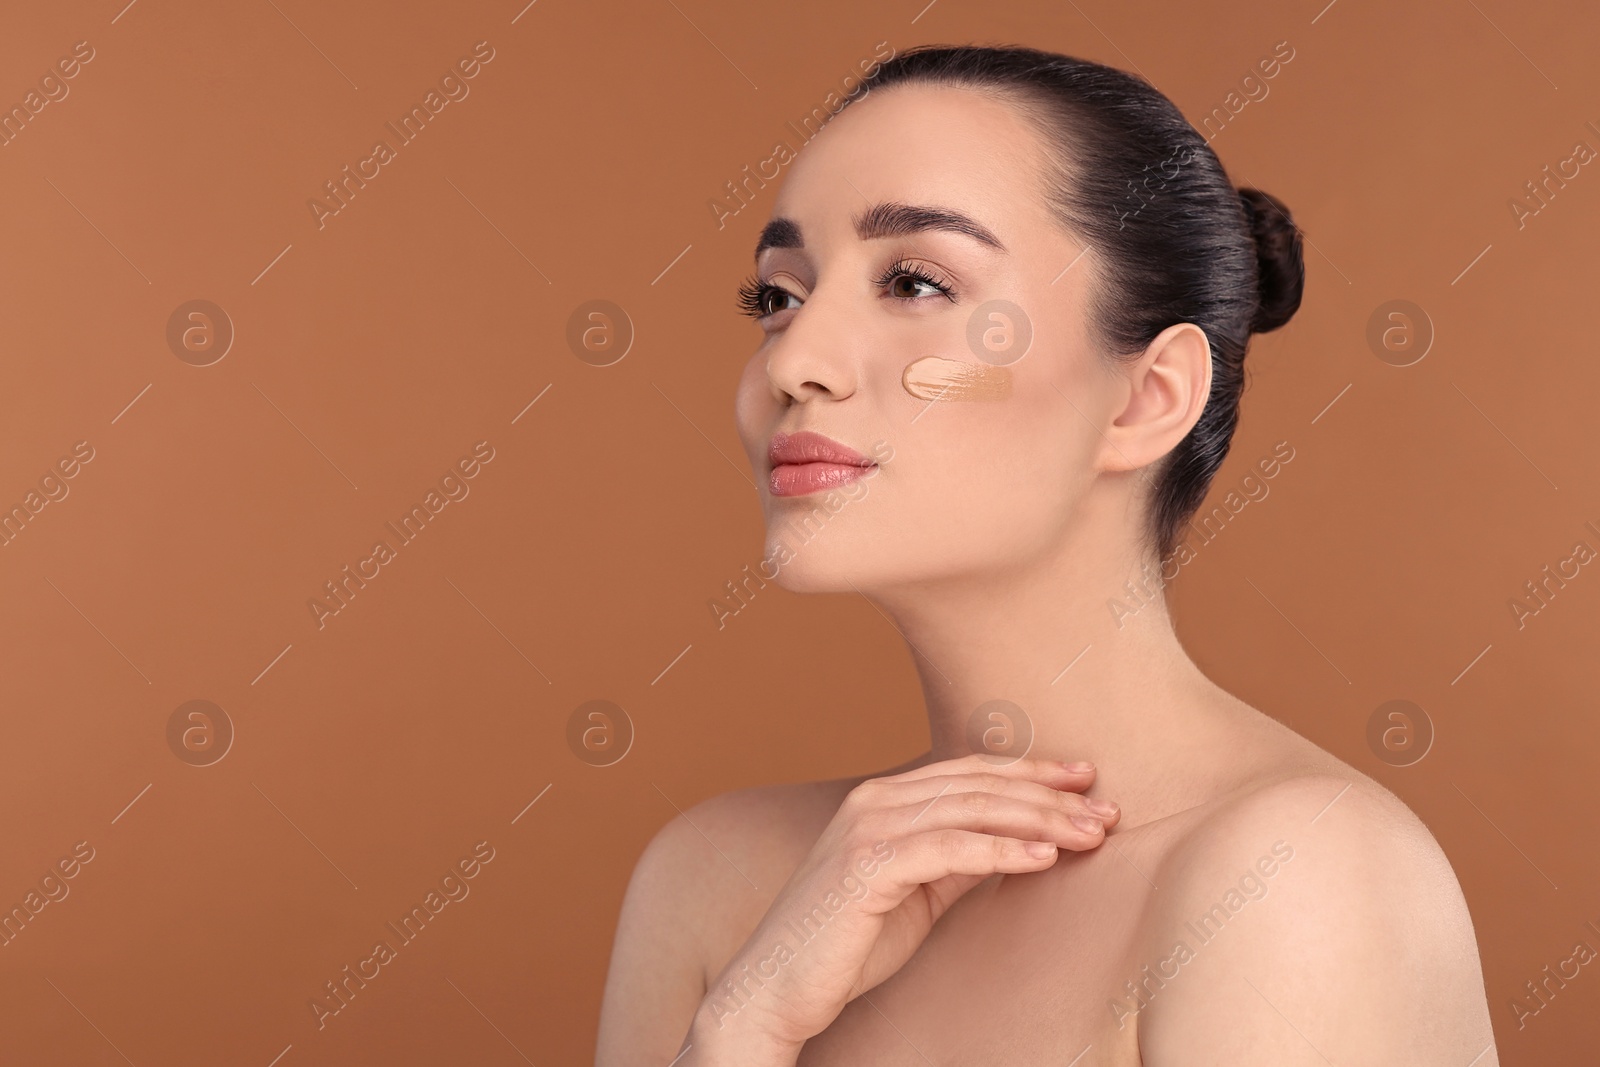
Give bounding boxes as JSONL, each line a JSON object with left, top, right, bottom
{"left": 1098, "top": 322, "right": 1212, "bottom": 473}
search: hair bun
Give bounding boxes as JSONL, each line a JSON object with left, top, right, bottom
{"left": 1238, "top": 187, "right": 1304, "bottom": 334}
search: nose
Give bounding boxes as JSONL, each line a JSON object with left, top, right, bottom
{"left": 762, "top": 287, "right": 863, "bottom": 406}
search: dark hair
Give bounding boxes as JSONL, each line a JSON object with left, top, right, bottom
{"left": 843, "top": 44, "right": 1305, "bottom": 561}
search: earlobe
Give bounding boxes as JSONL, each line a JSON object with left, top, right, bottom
{"left": 1101, "top": 322, "right": 1212, "bottom": 472}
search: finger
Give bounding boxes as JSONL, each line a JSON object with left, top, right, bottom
{"left": 872, "top": 753, "right": 1098, "bottom": 791}
{"left": 875, "top": 829, "right": 1063, "bottom": 892}
{"left": 881, "top": 792, "right": 1106, "bottom": 850}
{"left": 865, "top": 772, "right": 1117, "bottom": 831}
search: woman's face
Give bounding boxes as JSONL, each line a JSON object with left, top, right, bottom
{"left": 733, "top": 83, "right": 1134, "bottom": 594}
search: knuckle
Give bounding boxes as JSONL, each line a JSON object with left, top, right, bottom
{"left": 973, "top": 771, "right": 1008, "bottom": 794}
{"left": 933, "top": 828, "right": 966, "bottom": 863}
{"left": 842, "top": 780, "right": 881, "bottom": 812}
{"left": 1052, "top": 789, "right": 1086, "bottom": 813}
{"left": 1004, "top": 755, "right": 1040, "bottom": 776}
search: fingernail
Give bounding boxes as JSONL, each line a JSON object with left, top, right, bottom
{"left": 1071, "top": 815, "right": 1103, "bottom": 834}
{"left": 1086, "top": 798, "right": 1118, "bottom": 818}
{"left": 1025, "top": 840, "right": 1057, "bottom": 858}
{"left": 1062, "top": 760, "right": 1094, "bottom": 773}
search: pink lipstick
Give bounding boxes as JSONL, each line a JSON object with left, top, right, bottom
{"left": 767, "top": 430, "right": 877, "bottom": 497}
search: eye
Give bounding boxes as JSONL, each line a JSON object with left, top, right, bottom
{"left": 735, "top": 259, "right": 959, "bottom": 323}
{"left": 873, "top": 258, "right": 958, "bottom": 303}
{"left": 735, "top": 275, "right": 800, "bottom": 319}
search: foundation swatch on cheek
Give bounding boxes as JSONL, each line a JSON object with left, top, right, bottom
{"left": 901, "top": 355, "right": 1012, "bottom": 402}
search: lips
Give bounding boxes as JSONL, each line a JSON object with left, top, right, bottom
{"left": 767, "top": 430, "right": 878, "bottom": 498}
{"left": 768, "top": 430, "right": 875, "bottom": 468}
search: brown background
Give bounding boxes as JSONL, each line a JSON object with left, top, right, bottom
{"left": 1, "top": 0, "right": 1596, "bottom": 1062}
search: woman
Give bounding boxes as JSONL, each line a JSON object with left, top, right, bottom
{"left": 598, "top": 44, "right": 1497, "bottom": 1065}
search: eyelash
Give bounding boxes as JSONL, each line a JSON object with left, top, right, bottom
{"left": 735, "top": 258, "right": 957, "bottom": 320}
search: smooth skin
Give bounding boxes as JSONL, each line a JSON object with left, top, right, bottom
{"left": 597, "top": 83, "right": 1497, "bottom": 1065}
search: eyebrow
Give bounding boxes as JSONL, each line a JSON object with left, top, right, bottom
{"left": 753, "top": 201, "right": 1008, "bottom": 262}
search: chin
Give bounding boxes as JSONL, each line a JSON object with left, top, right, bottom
{"left": 760, "top": 537, "right": 862, "bottom": 595}
{"left": 761, "top": 524, "right": 945, "bottom": 598}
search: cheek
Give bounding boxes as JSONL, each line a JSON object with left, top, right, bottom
{"left": 890, "top": 391, "right": 1082, "bottom": 555}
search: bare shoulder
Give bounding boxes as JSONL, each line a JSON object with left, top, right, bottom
{"left": 1136, "top": 764, "right": 1497, "bottom": 1064}
{"left": 661, "top": 773, "right": 861, "bottom": 893}
{"left": 596, "top": 767, "right": 877, "bottom": 1066}
{"left": 648, "top": 752, "right": 925, "bottom": 918}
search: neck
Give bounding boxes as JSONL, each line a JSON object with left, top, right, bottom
{"left": 866, "top": 528, "right": 1240, "bottom": 828}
